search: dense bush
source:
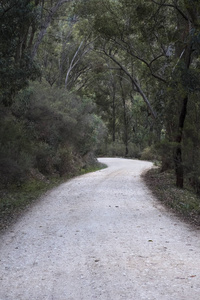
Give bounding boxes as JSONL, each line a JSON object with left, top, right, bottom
{"left": 0, "top": 81, "right": 106, "bottom": 186}
{"left": 0, "top": 108, "right": 33, "bottom": 186}
{"left": 140, "top": 146, "right": 158, "bottom": 161}
{"left": 103, "top": 141, "right": 141, "bottom": 158}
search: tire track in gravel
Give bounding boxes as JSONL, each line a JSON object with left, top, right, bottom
{"left": 0, "top": 158, "right": 200, "bottom": 300}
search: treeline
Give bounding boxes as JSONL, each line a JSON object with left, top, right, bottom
{"left": 1, "top": 0, "right": 200, "bottom": 195}
{"left": 76, "top": 0, "right": 200, "bottom": 192}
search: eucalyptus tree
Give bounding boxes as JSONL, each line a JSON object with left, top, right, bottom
{"left": 31, "top": 0, "right": 78, "bottom": 59}
{"left": 149, "top": 0, "right": 200, "bottom": 187}
{"left": 0, "top": 0, "right": 108, "bottom": 187}
{"left": 77, "top": 0, "right": 200, "bottom": 188}
{"left": 0, "top": 0, "right": 76, "bottom": 106}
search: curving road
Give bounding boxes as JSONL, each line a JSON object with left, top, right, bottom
{"left": 0, "top": 158, "right": 200, "bottom": 300}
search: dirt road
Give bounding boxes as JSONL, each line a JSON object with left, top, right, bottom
{"left": 0, "top": 158, "right": 200, "bottom": 300}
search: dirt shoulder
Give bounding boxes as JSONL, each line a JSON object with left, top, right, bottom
{"left": 143, "top": 167, "right": 200, "bottom": 229}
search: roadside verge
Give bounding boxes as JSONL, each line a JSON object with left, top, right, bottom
{"left": 143, "top": 168, "right": 200, "bottom": 228}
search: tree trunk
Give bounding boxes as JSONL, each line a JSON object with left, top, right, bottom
{"left": 172, "top": 5, "right": 194, "bottom": 187}
{"left": 173, "top": 95, "right": 188, "bottom": 188}
{"left": 112, "top": 95, "right": 116, "bottom": 142}
{"left": 119, "top": 74, "right": 129, "bottom": 157}
{"left": 107, "top": 65, "right": 116, "bottom": 143}
{"left": 31, "top": 0, "right": 72, "bottom": 59}
{"left": 174, "top": 143, "right": 184, "bottom": 188}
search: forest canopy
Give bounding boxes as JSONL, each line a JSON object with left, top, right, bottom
{"left": 1, "top": 0, "right": 200, "bottom": 192}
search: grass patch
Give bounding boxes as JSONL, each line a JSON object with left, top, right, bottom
{"left": 143, "top": 168, "right": 200, "bottom": 228}
{"left": 80, "top": 162, "right": 107, "bottom": 175}
{"left": 0, "top": 177, "right": 60, "bottom": 232}
{"left": 0, "top": 162, "right": 107, "bottom": 232}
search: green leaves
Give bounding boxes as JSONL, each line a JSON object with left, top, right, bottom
{"left": 0, "top": 0, "right": 40, "bottom": 106}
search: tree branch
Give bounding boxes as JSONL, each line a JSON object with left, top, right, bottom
{"left": 31, "top": 0, "right": 76, "bottom": 59}
{"left": 0, "top": 2, "right": 17, "bottom": 17}
{"left": 102, "top": 48, "right": 157, "bottom": 119}
{"left": 65, "top": 41, "right": 83, "bottom": 87}
{"left": 111, "top": 37, "right": 167, "bottom": 83}
{"left": 151, "top": 0, "right": 189, "bottom": 22}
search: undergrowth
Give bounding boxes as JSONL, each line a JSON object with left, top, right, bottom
{"left": 143, "top": 168, "right": 200, "bottom": 228}
{"left": 80, "top": 162, "right": 107, "bottom": 175}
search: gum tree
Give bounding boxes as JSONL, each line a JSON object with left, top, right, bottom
{"left": 77, "top": 0, "right": 200, "bottom": 187}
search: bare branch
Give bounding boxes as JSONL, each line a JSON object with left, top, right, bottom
{"left": 172, "top": 48, "right": 185, "bottom": 73}
{"left": 0, "top": 2, "right": 17, "bottom": 17}
{"left": 101, "top": 48, "right": 157, "bottom": 119}
{"left": 151, "top": 0, "right": 189, "bottom": 22}
{"left": 131, "top": 52, "right": 167, "bottom": 83}
{"left": 65, "top": 41, "right": 83, "bottom": 88}
{"left": 111, "top": 37, "right": 167, "bottom": 83}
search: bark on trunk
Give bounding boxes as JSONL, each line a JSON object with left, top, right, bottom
{"left": 112, "top": 95, "right": 116, "bottom": 142}
{"left": 173, "top": 96, "right": 188, "bottom": 188}
{"left": 172, "top": 6, "right": 194, "bottom": 188}
{"left": 174, "top": 144, "right": 184, "bottom": 188}
{"left": 119, "top": 74, "right": 129, "bottom": 157}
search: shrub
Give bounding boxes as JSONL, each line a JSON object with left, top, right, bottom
{"left": 0, "top": 81, "right": 107, "bottom": 186}
{"left": 0, "top": 108, "right": 33, "bottom": 186}
{"left": 34, "top": 143, "right": 54, "bottom": 175}
{"left": 126, "top": 143, "right": 141, "bottom": 158}
{"left": 53, "top": 145, "right": 78, "bottom": 176}
{"left": 0, "top": 158, "right": 24, "bottom": 186}
{"left": 140, "top": 146, "right": 157, "bottom": 161}
{"left": 106, "top": 142, "right": 125, "bottom": 157}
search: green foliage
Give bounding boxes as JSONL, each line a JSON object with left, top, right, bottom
{"left": 181, "top": 91, "right": 200, "bottom": 193}
{"left": 0, "top": 81, "right": 106, "bottom": 186}
{"left": 155, "top": 140, "right": 175, "bottom": 172}
{"left": 53, "top": 145, "right": 77, "bottom": 176}
{"left": 2, "top": 0, "right": 200, "bottom": 199}
{"left": 140, "top": 146, "right": 158, "bottom": 161}
{"left": 0, "top": 0, "right": 40, "bottom": 106}
{"left": 0, "top": 107, "right": 33, "bottom": 186}
{"left": 103, "top": 141, "right": 141, "bottom": 158}
{"left": 106, "top": 141, "right": 127, "bottom": 157}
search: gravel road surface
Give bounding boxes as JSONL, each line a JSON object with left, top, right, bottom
{"left": 0, "top": 158, "right": 200, "bottom": 300}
